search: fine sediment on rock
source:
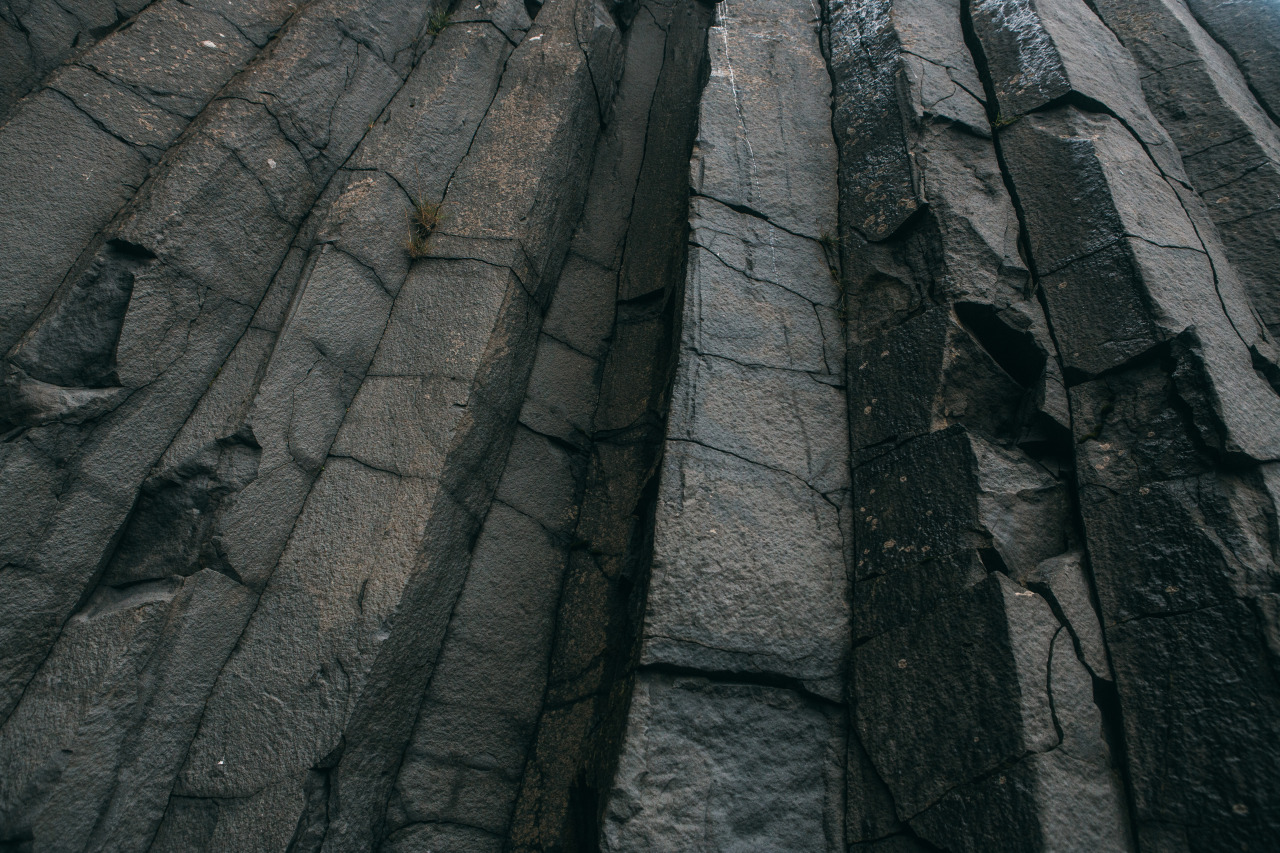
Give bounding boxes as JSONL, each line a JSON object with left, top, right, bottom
{"left": 1, "top": 0, "right": 1278, "bottom": 851}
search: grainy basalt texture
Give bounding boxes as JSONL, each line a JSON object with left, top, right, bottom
{"left": 0, "top": 0, "right": 1278, "bottom": 851}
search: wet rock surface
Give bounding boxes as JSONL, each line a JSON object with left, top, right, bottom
{"left": 1, "top": 0, "right": 1277, "bottom": 851}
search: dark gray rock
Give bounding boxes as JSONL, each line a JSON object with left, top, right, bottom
{"left": 503, "top": 3, "right": 715, "bottom": 848}
{"left": 388, "top": 503, "right": 568, "bottom": 838}
{"left": 828, "top": 0, "right": 922, "bottom": 241}
{"left": 969, "top": 0, "right": 1183, "bottom": 175}
{"left": 855, "top": 573, "right": 1058, "bottom": 818}
{"left": 1092, "top": 0, "right": 1280, "bottom": 338}
{"left": 602, "top": 674, "right": 844, "bottom": 851}
{"left": 0, "top": 0, "right": 303, "bottom": 357}
{"left": 1021, "top": 551, "right": 1112, "bottom": 681}
{"left": 0, "top": 0, "right": 148, "bottom": 120}
{"left": 3, "top": 0, "right": 1280, "bottom": 850}
{"left": 857, "top": 574, "right": 1131, "bottom": 852}
{"left": 0, "top": 0, "right": 436, "bottom": 731}
{"left": 1182, "top": 0, "right": 1280, "bottom": 123}
{"left": 845, "top": 726, "right": 905, "bottom": 845}
{"left": 168, "top": 3, "right": 620, "bottom": 848}
{"left": 1000, "top": 107, "right": 1280, "bottom": 460}
{"left": 854, "top": 427, "right": 1069, "bottom": 581}
{"left": 1105, "top": 601, "right": 1280, "bottom": 851}
{"left": 848, "top": 307, "right": 1027, "bottom": 462}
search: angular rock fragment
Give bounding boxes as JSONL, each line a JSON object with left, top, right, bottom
{"left": 854, "top": 427, "right": 1069, "bottom": 582}
{"left": 848, "top": 307, "right": 1033, "bottom": 462}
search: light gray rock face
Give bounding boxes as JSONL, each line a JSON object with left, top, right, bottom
{"left": 3, "top": 0, "right": 1280, "bottom": 850}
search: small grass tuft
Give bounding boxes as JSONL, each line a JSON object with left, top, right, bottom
{"left": 427, "top": 6, "right": 451, "bottom": 35}
{"left": 406, "top": 196, "right": 443, "bottom": 259}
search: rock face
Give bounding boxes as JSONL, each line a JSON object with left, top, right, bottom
{"left": 0, "top": 0, "right": 1277, "bottom": 850}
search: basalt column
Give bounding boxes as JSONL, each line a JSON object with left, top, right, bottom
{"left": 829, "top": 1, "right": 1131, "bottom": 850}
{"left": 598, "top": 0, "right": 851, "bottom": 848}
{"left": 968, "top": 0, "right": 1280, "bottom": 848}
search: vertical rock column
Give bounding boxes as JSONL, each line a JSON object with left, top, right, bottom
{"left": 505, "top": 0, "right": 716, "bottom": 848}
{"left": 969, "top": 0, "right": 1280, "bottom": 848}
{"left": 382, "top": 3, "right": 703, "bottom": 850}
{"left": 599, "top": 0, "right": 850, "bottom": 848}
{"left": 830, "top": 1, "right": 1132, "bottom": 850}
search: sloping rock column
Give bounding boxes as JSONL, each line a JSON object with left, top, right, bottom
{"left": 2, "top": 0, "right": 1280, "bottom": 850}
{"left": 168, "top": 0, "right": 622, "bottom": 848}
{"left": 0, "top": 0, "right": 304, "bottom": 355}
{"left": 1088, "top": 0, "right": 1280, "bottom": 339}
{"left": 0, "top": 0, "right": 455, "bottom": 846}
{"left": 1180, "top": 0, "right": 1280, "bottom": 124}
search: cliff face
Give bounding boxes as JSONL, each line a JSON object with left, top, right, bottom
{"left": 0, "top": 0, "right": 1278, "bottom": 850}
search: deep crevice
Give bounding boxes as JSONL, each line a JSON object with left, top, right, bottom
{"left": 954, "top": 301, "right": 1046, "bottom": 389}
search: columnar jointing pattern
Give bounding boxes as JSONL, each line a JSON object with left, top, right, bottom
{"left": 827, "top": 0, "right": 1280, "bottom": 850}
{"left": 0, "top": 0, "right": 1278, "bottom": 851}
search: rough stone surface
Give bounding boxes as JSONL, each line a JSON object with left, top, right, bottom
{"left": 1091, "top": 0, "right": 1280, "bottom": 339}
{"left": 1182, "top": 0, "right": 1280, "bottom": 123}
{"left": 3, "top": 0, "right": 1280, "bottom": 850}
{"left": 603, "top": 674, "right": 844, "bottom": 852}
